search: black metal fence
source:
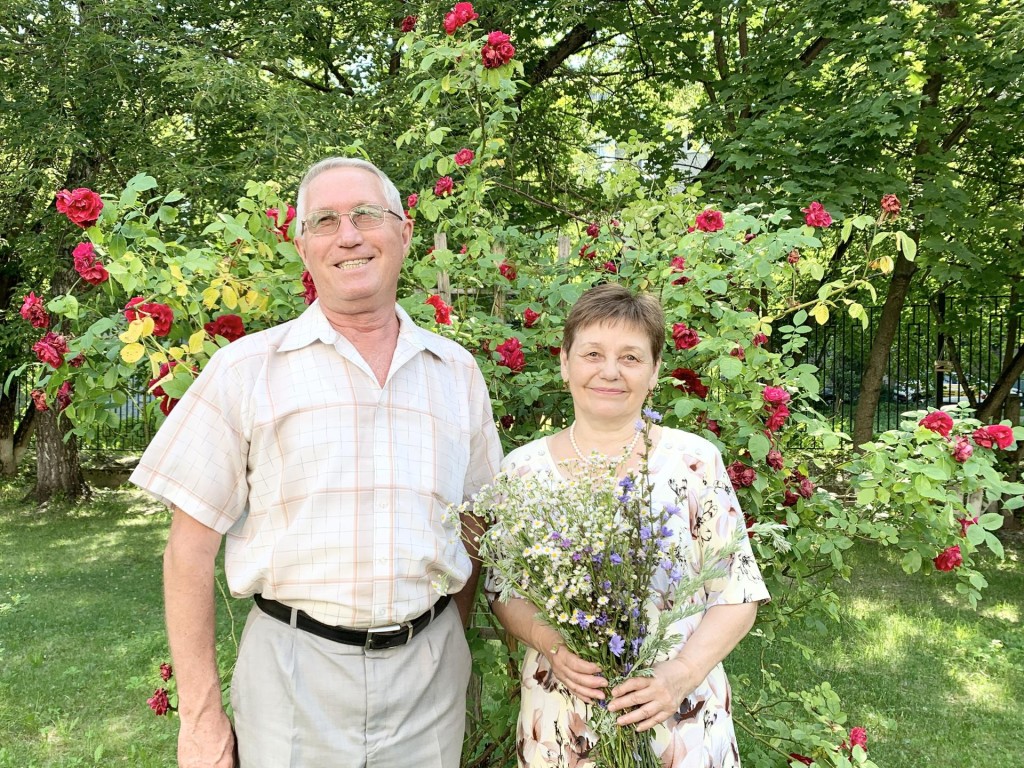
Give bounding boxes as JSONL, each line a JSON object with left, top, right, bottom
{"left": 804, "top": 295, "right": 1024, "bottom": 433}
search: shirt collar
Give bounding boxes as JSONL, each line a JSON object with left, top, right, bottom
{"left": 278, "top": 299, "right": 448, "bottom": 361}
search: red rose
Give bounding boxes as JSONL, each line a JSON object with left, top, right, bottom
{"left": 266, "top": 205, "right": 296, "bottom": 241}
{"left": 933, "top": 544, "right": 963, "bottom": 572}
{"left": 55, "top": 187, "right": 103, "bottom": 228}
{"left": 56, "top": 380, "right": 73, "bottom": 411}
{"left": 919, "top": 410, "right": 953, "bottom": 438}
{"left": 499, "top": 414, "right": 515, "bottom": 430}
{"left": 301, "top": 270, "right": 317, "bottom": 304}
{"left": 752, "top": 333, "right": 769, "bottom": 347}
{"left": 124, "top": 297, "right": 174, "bottom": 337}
{"left": 548, "top": 346, "right": 561, "bottom": 356}
{"left": 730, "top": 346, "right": 745, "bottom": 361}
{"left": 586, "top": 222, "right": 599, "bottom": 238}
{"left": 147, "top": 688, "right": 171, "bottom": 716}
{"left": 434, "top": 176, "right": 454, "bottom": 197}
{"left": 727, "top": 461, "right": 756, "bottom": 488}
{"left": 880, "top": 194, "right": 901, "bottom": 216}
{"left": 848, "top": 726, "right": 868, "bottom": 752}
{"left": 787, "top": 249, "right": 800, "bottom": 265}
{"left": 481, "top": 30, "right": 516, "bottom": 69}
{"left": 148, "top": 361, "right": 190, "bottom": 416}
{"left": 744, "top": 513, "right": 757, "bottom": 539}
{"left": 579, "top": 243, "right": 597, "bottom": 260}
{"left": 695, "top": 208, "right": 724, "bottom": 232}
{"left": 765, "top": 403, "right": 790, "bottom": 433}
{"left": 798, "top": 474, "right": 814, "bottom": 498}
{"left": 498, "top": 260, "right": 517, "bottom": 281}
{"left": 68, "top": 353, "right": 85, "bottom": 368}
{"left": 20, "top": 292, "right": 50, "bottom": 329}
{"left": 400, "top": 14, "right": 418, "bottom": 32}
{"left": 973, "top": 424, "right": 1014, "bottom": 449}
{"left": 801, "top": 201, "right": 832, "bottom": 228}
{"left": 454, "top": 148, "right": 475, "bottom": 166}
{"left": 496, "top": 337, "right": 525, "bottom": 373}
{"left": 672, "top": 323, "right": 700, "bottom": 351}
{"left": 523, "top": 308, "right": 540, "bottom": 328}
{"left": 407, "top": 193, "right": 418, "bottom": 208}
{"left": 72, "top": 242, "right": 109, "bottom": 285}
{"left": 789, "top": 754, "right": 813, "bottom": 766}
{"left": 705, "top": 419, "right": 720, "bottom": 436}
{"left": 670, "top": 256, "right": 690, "bottom": 285}
{"left": 443, "top": 2, "right": 478, "bottom": 34}
{"left": 159, "top": 663, "right": 174, "bottom": 682}
{"left": 671, "top": 368, "right": 708, "bottom": 399}
{"left": 425, "top": 294, "right": 452, "bottom": 325}
{"left": 952, "top": 436, "right": 973, "bottom": 462}
{"left": 31, "top": 389, "right": 49, "bottom": 411}
{"left": 762, "top": 386, "right": 791, "bottom": 407}
{"left": 957, "top": 515, "right": 978, "bottom": 537}
{"left": 782, "top": 490, "right": 800, "bottom": 507}
{"left": 600, "top": 261, "right": 618, "bottom": 274}
{"left": 767, "top": 449, "right": 784, "bottom": 471}
{"left": 32, "top": 331, "right": 69, "bottom": 369}
{"left": 204, "top": 314, "right": 246, "bottom": 342}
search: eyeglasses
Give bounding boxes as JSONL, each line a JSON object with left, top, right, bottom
{"left": 302, "top": 204, "right": 404, "bottom": 235}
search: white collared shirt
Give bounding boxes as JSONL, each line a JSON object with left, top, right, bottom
{"left": 131, "top": 301, "right": 502, "bottom": 627}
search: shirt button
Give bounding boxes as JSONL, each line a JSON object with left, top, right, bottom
{"left": 377, "top": 499, "right": 387, "bottom": 510}
{"left": 376, "top": 607, "right": 386, "bottom": 617}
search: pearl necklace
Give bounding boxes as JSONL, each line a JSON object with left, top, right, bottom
{"left": 568, "top": 422, "right": 641, "bottom": 464}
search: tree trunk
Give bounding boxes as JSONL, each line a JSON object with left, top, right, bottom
{"left": 30, "top": 408, "right": 88, "bottom": 502}
{"left": 0, "top": 381, "right": 16, "bottom": 476}
{"left": 852, "top": 253, "right": 918, "bottom": 447}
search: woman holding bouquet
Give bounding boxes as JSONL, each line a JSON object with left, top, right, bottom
{"left": 488, "top": 283, "right": 770, "bottom": 768}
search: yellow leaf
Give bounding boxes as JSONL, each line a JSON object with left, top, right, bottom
{"left": 848, "top": 302, "right": 864, "bottom": 319}
{"left": 811, "top": 303, "right": 830, "bottom": 325}
{"left": 118, "top": 319, "right": 145, "bottom": 344}
{"left": 119, "top": 342, "right": 146, "bottom": 364}
{"left": 170, "top": 264, "right": 184, "bottom": 280}
{"left": 188, "top": 329, "right": 206, "bottom": 353}
{"left": 202, "top": 286, "right": 220, "bottom": 308}
{"left": 176, "top": 281, "right": 189, "bottom": 297}
{"left": 139, "top": 316, "right": 156, "bottom": 338}
{"left": 222, "top": 285, "right": 239, "bottom": 309}
{"left": 168, "top": 346, "right": 185, "bottom": 360}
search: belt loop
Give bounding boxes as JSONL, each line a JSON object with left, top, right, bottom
{"left": 289, "top": 606, "right": 299, "bottom": 628}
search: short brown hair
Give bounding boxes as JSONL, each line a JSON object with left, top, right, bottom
{"left": 562, "top": 283, "right": 665, "bottom": 361}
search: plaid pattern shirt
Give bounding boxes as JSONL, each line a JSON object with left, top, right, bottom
{"left": 131, "top": 301, "right": 501, "bottom": 627}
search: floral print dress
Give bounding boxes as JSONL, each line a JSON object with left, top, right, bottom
{"left": 493, "top": 428, "right": 770, "bottom": 768}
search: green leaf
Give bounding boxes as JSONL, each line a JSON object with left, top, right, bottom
{"left": 901, "top": 550, "right": 922, "bottom": 574}
{"left": 978, "top": 513, "right": 1004, "bottom": 531}
{"left": 717, "top": 355, "right": 743, "bottom": 379}
{"left": 747, "top": 432, "right": 771, "bottom": 462}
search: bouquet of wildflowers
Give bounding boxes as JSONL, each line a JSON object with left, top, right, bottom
{"left": 464, "top": 413, "right": 742, "bottom": 768}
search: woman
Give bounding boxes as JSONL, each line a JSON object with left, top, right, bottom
{"left": 489, "top": 283, "right": 770, "bottom": 768}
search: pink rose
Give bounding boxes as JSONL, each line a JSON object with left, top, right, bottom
{"left": 159, "top": 663, "right": 173, "bottom": 682}
{"left": 496, "top": 337, "right": 525, "bottom": 373}
{"left": 600, "top": 260, "right": 617, "bottom": 274}
{"left": 407, "top": 193, "right": 418, "bottom": 208}
{"left": 72, "top": 242, "right": 109, "bottom": 286}
{"left": 481, "top": 30, "right": 516, "bottom": 69}
{"left": 68, "top": 353, "right": 85, "bottom": 368}
{"left": 762, "top": 386, "right": 791, "bottom": 407}
{"left": 848, "top": 727, "right": 868, "bottom": 752}
{"left": 880, "top": 194, "right": 901, "bottom": 216}
{"left": 124, "top": 297, "right": 174, "bottom": 337}
{"left": 31, "top": 389, "right": 49, "bottom": 411}
{"left": 798, "top": 474, "right": 814, "bottom": 498}
{"left": 695, "top": 208, "right": 724, "bottom": 232}
{"left": 498, "top": 260, "right": 517, "bottom": 281}
{"left": 20, "top": 292, "right": 50, "bottom": 329}
{"left": 672, "top": 323, "right": 700, "bottom": 350}
{"left": 933, "top": 544, "right": 963, "bottom": 572}
{"left": 425, "top": 294, "right": 452, "bottom": 325}
{"left": 801, "top": 201, "right": 833, "bottom": 228}
{"left": 787, "top": 249, "right": 801, "bottom": 265}
{"left": 919, "top": 411, "right": 954, "bottom": 438}
{"left": 147, "top": 688, "right": 171, "bottom": 716}
{"left": 766, "top": 449, "right": 784, "bottom": 471}
{"left": 957, "top": 515, "right": 978, "bottom": 537}
{"left": 400, "top": 15, "right": 418, "bottom": 32}
{"left": 670, "top": 256, "right": 690, "bottom": 286}
{"left": 727, "top": 461, "right": 756, "bottom": 488}
{"left": 952, "top": 436, "right": 974, "bottom": 463}
{"left": 523, "top": 308, "right": 540, "bottom": 328}
{"left": 443, "top": 2, "right": 478, "bottom": 34}
{"left": 730, "top": 346, "right": 745, "bottom": 361}
{"left": 671, "top": 368, "right": 708, "bottom": 399}
{"left": 55, "top": 187, "right": 103, "bottom": 228}
{"left": 586, "top": 222, "right": 600, "bottom": 238}
{"left": 765, "top": 403, "right": 790, "bottom": 433}
{"left": 204, "top": 314, "right": 246, "bottom": 342}
{"left": 453, "top": 148, "right": 475, "bottom": 166}
{"left": 301, "top": 270, "right": 317, "bottom": 305}
{"left": 32, "top": 331, "right": 69, "bottom": 369}
{"left": 752, "top": 333, "right": 769, "bottom": 347}
{"left": 973, "top": 424, "right": 1014, "bottom": 449}
{"left": 434, "top": 176, "right": 454, "bottom": 197}
{"left": 266, "top": 205, "right": 296, "bottom": 241}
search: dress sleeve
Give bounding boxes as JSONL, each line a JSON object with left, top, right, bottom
{"left": 694, "top": 444, "right": 771, "bottom": 608}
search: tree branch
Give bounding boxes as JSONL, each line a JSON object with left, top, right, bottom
{"left": 799, "top": 36, "right": 832, "bottom": 67}
{"left": 525, "top": 23, "right": 597, "bottom": 88}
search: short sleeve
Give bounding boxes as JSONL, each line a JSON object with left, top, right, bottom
{"left": 694, "top": 445, "right": 771, "bottom": 608}
{"left": 462, "top": 360, "right": 502, "bottom": 503}
{"left": 129, "top": 347, "right": 252, "bottom": 533}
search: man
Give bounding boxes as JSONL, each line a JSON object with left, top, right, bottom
{"left": 131, "top": 157, "right": 501, "bottom": 768}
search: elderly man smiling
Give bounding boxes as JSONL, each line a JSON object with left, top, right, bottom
{"left": 132, "top": 157, "right": 501, "bottom": 768}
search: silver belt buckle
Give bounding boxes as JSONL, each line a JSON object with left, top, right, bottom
{"left": 364, "top": 621, "right": 414, "bottom": 650}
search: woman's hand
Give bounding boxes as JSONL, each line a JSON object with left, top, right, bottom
{"left": 606, "top": 658, "right": 698, "bottom": 732}
{"left": 533, "top": 627, "right": 608, "bottom": 703}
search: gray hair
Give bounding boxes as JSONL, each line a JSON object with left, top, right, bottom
{"left": 295, "top": 157, "right": 406, "bottom": 235}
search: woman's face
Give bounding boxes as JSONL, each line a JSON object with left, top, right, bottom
{"left": 560, "top": 321, "right": 661, "bottom": 424}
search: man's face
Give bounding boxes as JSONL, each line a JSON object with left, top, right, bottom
{"left": 294, "top": 167, "right": 412, "bottom": 317}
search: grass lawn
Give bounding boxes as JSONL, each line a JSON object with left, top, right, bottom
{"left": 2, "top": 480, "right": 1022, "bottom": 767}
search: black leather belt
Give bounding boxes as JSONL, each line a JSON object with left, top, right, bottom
{"left": 253, "top": 593, "right": 451, "bottom": 650}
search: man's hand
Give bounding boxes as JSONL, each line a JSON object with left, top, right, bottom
{"left": 177, "top": 711, "right": 237, "bottom": 768}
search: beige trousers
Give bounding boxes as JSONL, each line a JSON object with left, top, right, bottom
{"left": 230, "top": 601, "right": 471, "bottom": 768}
